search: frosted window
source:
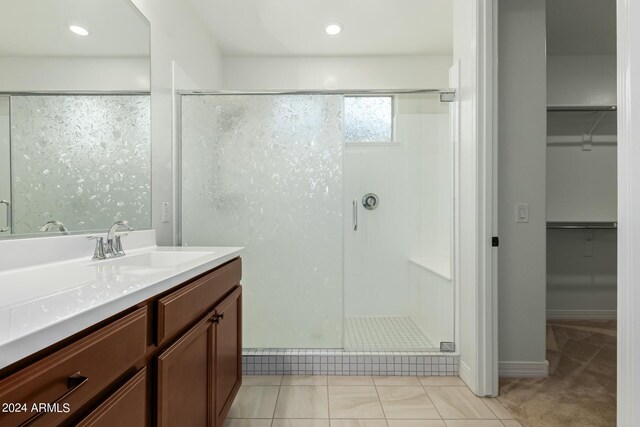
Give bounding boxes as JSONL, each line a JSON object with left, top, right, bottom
{"left": 10, "top": 95, "right": 151, "bottom": 234}
{"left": 181, "top": 95, "right": 343, "bottom": 349}
{"left": 344, "top": 96, "right": 393, "bottom": 142}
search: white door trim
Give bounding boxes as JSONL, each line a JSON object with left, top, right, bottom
{"left": 476, "top": 0, "right": 499, "bottom": 397}
{"left": 455, "top": 0, "right": 499, "bottom": 397}
{"left": 616, "top": 0, "right": 637, "bottom": 424}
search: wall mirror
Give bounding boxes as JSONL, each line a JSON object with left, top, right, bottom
{"left": 0, "top": 0, "right": 151, "bottom": 238}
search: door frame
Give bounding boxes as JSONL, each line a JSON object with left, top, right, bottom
{"left": 483, "top": 0, "right": 500, "bottom": 397}
{"left": 463, "top": 0, "right": 499, "bottom": 397}
{"left": 616, "top": 0, "right": 638, "bottom": 423}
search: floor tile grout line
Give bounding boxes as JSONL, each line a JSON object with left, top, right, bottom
{"left": 372, "top": 381, "right": 390, "bottom": 422}
{"left": 271, "top": 383, "right": 282, "bottom": 421}
{"left": 326, "top": 382, "right": 331, "bottom": 420}
{"left": 482, "top": 396, "right": 512, "bottom": 420}
{"left": 423, "top": 384, "right": 445, "bottom": 420}
{"left": 474, "top": 390, "right": 498, "bottom": 417}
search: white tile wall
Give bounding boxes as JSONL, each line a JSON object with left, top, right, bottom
{"left": 242, "top": 349, "right": 459, "bottom": 376}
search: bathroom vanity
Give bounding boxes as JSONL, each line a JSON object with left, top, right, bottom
{"left": 0, "top": 233, "right": 243, "bottom": 426}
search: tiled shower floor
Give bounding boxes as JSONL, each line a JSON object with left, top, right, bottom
{"left": 344, "top": 316, "right": 435, "bottom": 351}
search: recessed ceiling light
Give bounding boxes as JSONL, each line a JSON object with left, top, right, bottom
{"left": 325, "top": 23, "right": 342, "bottom": 36}
{"left": 69, "top": 25, "right": 89, "bottom": 36}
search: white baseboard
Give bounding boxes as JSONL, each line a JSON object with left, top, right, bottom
{"left": 499, "top": 361, "right": 549, "bottom": 377}
{"left": 547, "top": 309, "right": 617, "bottom": 320}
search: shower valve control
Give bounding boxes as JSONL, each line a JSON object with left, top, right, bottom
{"left": 362, "top": 193, "right": 379, "bottom": 210}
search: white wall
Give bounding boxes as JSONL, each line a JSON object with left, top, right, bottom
{"left": 130, "top": 0, "right": 224, "bottom": 245}
{"left": 223, "top": 56, "right": 452, "bottom": 90}
{"left": 547, "top": 55, "right": 616, "bottom": 106}
{"left": 497, "top": 0, "right": 548, "bottom": 374}
{"left": 547, "top": 145, "right": 617, "bottom": 222}
{"left": 0, "top": 57, "right": 149, "bottom": 92}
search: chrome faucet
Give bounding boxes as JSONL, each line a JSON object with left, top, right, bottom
{"left": 89, "top": 220, "right": 135, "bottom": 260}
{"left": 39, "top": 220, "right": 69, "bottom": 234}
{"left": 106, "top": 220, "right": 134, "bottom": 257}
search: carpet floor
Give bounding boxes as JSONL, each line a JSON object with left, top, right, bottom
{"left": 498, "top": 320, "right": 616, "bottom": 427}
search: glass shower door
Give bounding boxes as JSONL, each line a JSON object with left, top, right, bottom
{"left": 181, "top": 94, "right": 344, "bottom": 348}
{"left": 342, "top": 93, "right": 454, "bottom": 351}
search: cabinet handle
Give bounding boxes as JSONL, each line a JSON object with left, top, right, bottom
{"left": 21, "top": 372, "right": 89, "bottom": 426}
{"left": 209, "top": 312, "right": 225, "bottom": 324}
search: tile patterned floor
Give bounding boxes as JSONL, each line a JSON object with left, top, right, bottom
{"left": 224, "top": 375, "right": 521, "bottom": 427}
{"left": 344, "top": 317, "right": 435, "bottom": 351}
{"left": 498, "top": 320, "right": 616, "bottom": 427}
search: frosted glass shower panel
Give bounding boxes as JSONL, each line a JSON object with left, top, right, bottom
{"left": 344, "top": 96, "right": 393, "bottom": 142}
{"left": 0, "top": 97, "right": 9, "bottom": 234}
{"left": 10, "top": 95, "right": 151, "bottom": 234}
{"left": 181, "top": 95, "right": 343, "bottom": 348}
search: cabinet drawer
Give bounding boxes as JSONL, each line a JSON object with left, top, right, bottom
{"left": 76, "top": 367, "right": 147, "bottom": 427}
{"left": 0, "top": 307, "right": 147, "bottom": 426}
{"left": 157, "top": 258, "right": 241, "bottom": 344}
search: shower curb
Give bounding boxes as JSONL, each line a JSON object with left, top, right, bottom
{"left": 242, "top": 348, "right": 459, "bottom": 376}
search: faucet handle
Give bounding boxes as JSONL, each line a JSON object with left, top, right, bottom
{"left": 87, "top": 236, "right": 106, "bottom": 260}
{"left": 114, "top": 234, "right": 128, "bottom": 256}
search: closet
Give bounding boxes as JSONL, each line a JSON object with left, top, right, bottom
{"left": 546, "top": 0, "right": 618, "bottom": 320}
{"left": 545, "top": 0, "right": 617, "bottom": 321}
{"left": 546, "top": 107, "right": 617, "bottom": 319}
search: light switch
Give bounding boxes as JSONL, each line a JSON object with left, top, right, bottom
{"left": 516, "top": 203, "right": 529, "bottom": 223}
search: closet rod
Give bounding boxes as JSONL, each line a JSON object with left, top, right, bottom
{"left": 547, "top": 135, "right": 617, "bottom": 145}
{"left": 547, "top": 105, "right": 617, "bottom": 112}
{"left": 547, "top": 221, "right": 617, "bottom": 230}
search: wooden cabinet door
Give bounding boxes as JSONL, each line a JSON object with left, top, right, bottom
{"left": 213, "top": 286, "right": 242, "bottom": 426}
{"left": 157, "top": 315, "right": 214, "bottom": 427}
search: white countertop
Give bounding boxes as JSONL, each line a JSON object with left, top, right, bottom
{"left": 0, "top": 231, "right": 242, "bottom": 369}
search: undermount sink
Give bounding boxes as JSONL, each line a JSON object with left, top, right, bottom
{"left": 96, "top": 251, "right": 212, "bottom": 268}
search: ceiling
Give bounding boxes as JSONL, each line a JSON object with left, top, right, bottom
{"left": 0, "top": 0, "right": 149, "bottom": 57}
{"left": 188, "top": 0, "right": 453, "bottom": 57}
{"left": 546, "top": 0, "right": 616, "bottom": 55}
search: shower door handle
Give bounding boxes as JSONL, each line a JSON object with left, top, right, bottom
{"left": 352, "top": 200, "right": 358, "bottom": 231}
{"left": 0, "top": 200, "right": 9, "bottom": 232}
